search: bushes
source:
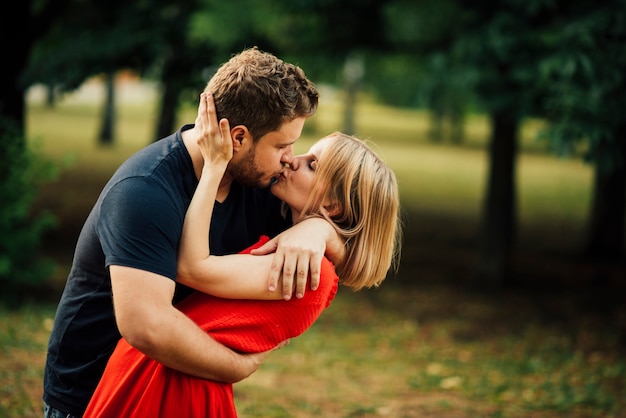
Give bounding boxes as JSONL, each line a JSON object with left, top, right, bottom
{"left": 0, "top": 119, "right": 56, "bottom": 308}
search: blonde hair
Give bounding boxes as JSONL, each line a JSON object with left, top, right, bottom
{"left": 205, "top": 47, "right": 319, "bottom": 141}
{"left": 300, "top": 132, "right": 402, "bottom": 291}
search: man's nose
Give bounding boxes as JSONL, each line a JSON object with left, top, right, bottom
{"left": 281, "top": 149, "right": 294, "bottom": 167}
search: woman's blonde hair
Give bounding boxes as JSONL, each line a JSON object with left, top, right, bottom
{"left": 300, "top": 132, "right": 402, "bottom": 291}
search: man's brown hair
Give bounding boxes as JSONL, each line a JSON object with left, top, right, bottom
{"left": 205, "top": 47, "right": 319, "bottom": 141}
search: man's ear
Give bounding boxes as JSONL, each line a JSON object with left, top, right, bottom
{"left": 230, "top": 125, "right": 250, "bottom": 151}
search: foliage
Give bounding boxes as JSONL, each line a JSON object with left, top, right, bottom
{"left": 537, "top": 0, "right": 626, "bottom": 170}
{"left": 0, "top": 119, "right": 57, "bottom": 308}
{"left": 23, "top": 0, "right": 196, "bottom": 92}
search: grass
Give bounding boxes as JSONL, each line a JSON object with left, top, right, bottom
{"left": 0, "top": 305, "right": 54, "bottom": 417}
{"left": 235, "top": 285, "right": 624, "bottom": 417}
{"left": 1, "top": 79, "right": 624, "bottom": 417}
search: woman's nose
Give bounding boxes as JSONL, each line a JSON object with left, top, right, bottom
{"left": 288, "top": 155, "right": 303, "bottom": 170}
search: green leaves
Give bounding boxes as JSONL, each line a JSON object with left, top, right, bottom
{"left": 0, "top": 119, "right": 57, "bottom": 307}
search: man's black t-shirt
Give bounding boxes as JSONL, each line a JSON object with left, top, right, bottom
{"left": 43, "top": 125, "right": 290, "bottom": 416}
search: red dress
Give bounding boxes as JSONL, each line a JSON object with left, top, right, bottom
{"left": 84, "top": 237, "right": 339, "bottom": 418}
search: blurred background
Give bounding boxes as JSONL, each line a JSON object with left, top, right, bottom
{"left": 1, "top": 0, "right": 625, "bottom": 417}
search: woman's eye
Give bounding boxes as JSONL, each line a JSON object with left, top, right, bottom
{"left": 308, "top": 160, "right": 317, "bottom": 170}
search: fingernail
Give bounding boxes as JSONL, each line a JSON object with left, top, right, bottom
{"left": 296, "top": 292, "right": 303, "bottom": 299}
{"left": 268, "top": 285, "right": 275, "bottom": 291}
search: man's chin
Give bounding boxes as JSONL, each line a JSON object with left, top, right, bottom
{"left": 260, "top": 179, "right": 274, "bottom": 189}
{"left": 251, "top": 177, "right": 274, "bottom": 189}
{"left": 233, "top": 175, "right": 272, "bottom": 189}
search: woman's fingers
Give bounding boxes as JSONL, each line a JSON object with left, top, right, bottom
{"left": 196, "top": 93, "right": 232, "bottom": 165}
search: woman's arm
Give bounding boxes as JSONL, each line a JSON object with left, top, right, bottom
{"left": 176, "top": 93, "right": 284, "bottom": 300}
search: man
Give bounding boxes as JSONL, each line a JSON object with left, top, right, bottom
{"left": 43, "top": 47, "right": 343, "bottom": 417}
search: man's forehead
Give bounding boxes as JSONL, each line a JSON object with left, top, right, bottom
{"left": 260, "top": 118, "right": 305, "bottom": 145}
{"left": 259, "top": 131, "right": 296, "bottom": 146}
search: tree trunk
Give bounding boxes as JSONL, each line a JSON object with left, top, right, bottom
{"left": 585, "top": 129, "right": 626, "bottom": 262}
{"left": 153, "top": 48, "right": 187, "bottom": 142}
{"left": 98, "top": 72, "right": 116, "bottom": 146}
{"left": 449, "top": 105, "right": 465, "bottom": 145}
{"left": 45, "top": 84, "right": 57, "bottom": 108}
{"left": 475, "top": 110, "right": 519, "bottom": 288}
{"left": 0, "top": 0, "right": 30, "bottom": 139}
{"left": 342, "top": 53, "right": 364, "bottom": 136}
{"left": 428, "top": 107, "right": 445, "bottom": 142}
{"left": 153, "top": 78, "right": 179, "bottom": 142}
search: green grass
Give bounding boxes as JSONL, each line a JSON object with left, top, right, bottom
{"left": 0, "top": 305, "right": 54, "bottom": 417}
{"left": 1, "top": 80, "right": 622, "bottom": 417}
{"left": 233, "top": 285, "right": 625, "bottom": 417}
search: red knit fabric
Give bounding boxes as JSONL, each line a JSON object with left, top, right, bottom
{"left": 84, "top": 236, "right": 339, "bottom": 418}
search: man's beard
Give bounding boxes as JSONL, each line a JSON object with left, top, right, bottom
{"left": 227, "top": 148, "right": 272, "bottom": 188}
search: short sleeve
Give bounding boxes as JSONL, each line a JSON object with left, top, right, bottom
{"left": 97, "top": 177, "right": 184, "bottom": 280}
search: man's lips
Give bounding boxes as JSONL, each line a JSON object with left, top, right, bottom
{"left": 270, "top": 172, "right": 286, "bottom": 185}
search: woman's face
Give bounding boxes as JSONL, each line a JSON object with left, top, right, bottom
{"left": 270, "top": 137, "right": 332, "bottom": 219}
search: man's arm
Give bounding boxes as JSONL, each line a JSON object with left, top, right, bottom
{"left": 250, "top": 217, "right": 345, "bottom": 300}
{"left": 110, "top": 265, "right": 281, "bottom": 382}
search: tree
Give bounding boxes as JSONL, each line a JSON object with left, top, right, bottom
{"left": 539, "top": 0, "right": 626, "bottom": 263}
{"left": 266, "top": 0, "right": 389, "bottom": 134}
{"left": 0, "top": 0, "right": 72, "bottom": 139}
{"left": 382, "top": 0, "right": 547, "bottom": 287}
{"left": 0, "top": 118, "right": 57, "bottom": 307}
{"left": 378, "top": 0, "right": 473, "bottom": 143}
{"left": 0, "top": 0, "right": 73, "bottom": 305}
{"left": 25, "top": 0, "right": 186, "bottom": 145}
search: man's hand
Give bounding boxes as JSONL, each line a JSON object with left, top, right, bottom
{"left": 251, "top": 218, "right": 339, "bottom": 300}
{"left": 111, "top": 265, "right": 289, "bottom": 382}
{"left": 240, "top": 339, "right": 290, "bottom": 379}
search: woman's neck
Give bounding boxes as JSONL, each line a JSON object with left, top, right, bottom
{"left": 290, "top": 208, "right": 301, "bottom": 224}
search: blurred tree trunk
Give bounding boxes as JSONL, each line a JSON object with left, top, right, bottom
{"left": 45, "top": 84, "right": 57, "bottom": 108}
{"left": 429, "top": 105, "right": 444, "bottom": 142}
{"left": 449, "top": 106, "right": 465, "bottom": 144}
{"left": 153, "top": 50, "right": 186, "bottom": 142}
{"left": 98, "top": 72, "right": 116, "bottom": 146}
{"left": 342, "top": 53, "right": 364, "bottom": 136}
{"left": 475, "top": 109, "right": 519, "bottom": 288}
{"left": 0, "top": 0, "right": 70, "bottom": 140}
{"left": 154, "top": 80, "right": 178, "bottom": 141}
{"left": 585, "top": 126, "right": 626, "bottom": 262}
{"left": 0, "top": 0, "right": 29, "bottom": 140}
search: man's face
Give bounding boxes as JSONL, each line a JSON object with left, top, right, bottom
{"left": 228, "top": 117, "right": 305, "bottom": 188}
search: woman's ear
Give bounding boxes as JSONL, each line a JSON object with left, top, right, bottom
{"left": 323, "top": 201, "right": 341, "bottom": 218}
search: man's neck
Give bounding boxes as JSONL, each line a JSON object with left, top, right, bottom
{"left": 215, "top": 176, "right": 233, "bottom": 203}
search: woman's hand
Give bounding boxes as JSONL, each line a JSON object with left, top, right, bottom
{"left": 196, "top": 92, "right": 233, "bottom": 170}
{"left": 251, "top": 218, "right": 333, "bottom": 300}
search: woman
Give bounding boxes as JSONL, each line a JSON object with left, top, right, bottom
{"left": 84, "top": 94, "right": 402, "bottom": 417}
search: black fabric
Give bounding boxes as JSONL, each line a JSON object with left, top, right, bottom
{"left": 43, "top": 125, "right": 290, "bottom": 416}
